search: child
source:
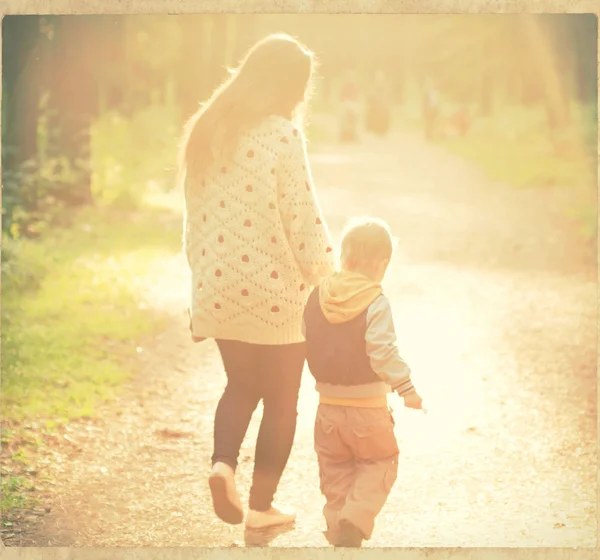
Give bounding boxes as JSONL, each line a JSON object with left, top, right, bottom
{"left": 302, "top": 216, "right": 423, "bottom": 547}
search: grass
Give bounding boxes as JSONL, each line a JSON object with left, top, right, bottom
{"left": 393, "top": 100, "right": 595, "bottom": 184}
{"left": 1, "top": 204, "right": 181, "bottom": 423}
{"left": 1, "top": 200, "right": 183, "bottom": 530}
{"left": 447, "top": 130, "right": 597, "bottom": 242}
{"left": 395, "top": 100, "right": 597, "bottom": 242}
{"left": 452, "top": 103, "right": 594, "bottom": 185}
{"left": 1, "top": 477, "right": 36, "bottom": 522}
{"left": 444, "top": 104, "right": 596, "bottom": 242}
{"left": 2, "top": 100, "right": 185, "bottom": 533}
{"left": 444, "top": 129, "right": 595, "bottom": 189}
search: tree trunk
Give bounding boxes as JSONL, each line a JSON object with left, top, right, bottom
{"left": 177, "top": 16, "right": 207, "bottom": 123}
{"left": 45, "top": 16, "right": 98, "bottom": 206}
{"left": 480, "top": 69, "right": 493, "bottom": 116}
{"left": 208, "top": 15, "right": 229, "bottom": 91}
{"left": 572, "top": 15, "right": 597, "bottom": 104}
{"left": 522, "top": 15, "right": 570, "bottom": 132}
{"left": 223, "top": 15, "right": 238, "bottom": 69}
{"left": 96, "top": 16, "right": 127, "bottom": 113}
{"left": 2, "top": 16, "right": 42, "bottom": 172}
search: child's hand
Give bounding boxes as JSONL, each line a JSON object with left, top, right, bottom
{"left": 403, "top": 391, "right": 424, "bottom": 410}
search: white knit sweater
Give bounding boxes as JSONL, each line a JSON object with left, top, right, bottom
{"left": 183, "top": 115, "right": 337, "bottom": 345}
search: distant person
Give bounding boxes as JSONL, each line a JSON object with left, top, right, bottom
{"left": 339, "top": 70, "right": 361, "bottom": 142}
{"left": 451, "top": 104, "right": 471, "bottom": 137}
{"left": 302, "top": 217, "right": 424, "bottom": 547}
{"left": 365, "top": 70, "right": 392, "bottom": 136}
{"left": 421, "top": 78, "right": 440, "bottom": 141}
{"left": 179, "top": 33, "right": 336, "bottom": 531}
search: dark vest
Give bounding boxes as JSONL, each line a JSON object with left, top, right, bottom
{"left": 303, "top": 288, "right": 382, "bottom": 386}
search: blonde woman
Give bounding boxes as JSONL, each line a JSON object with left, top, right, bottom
{"left": 179, "top": 34, "right": 336, "bottom": 529}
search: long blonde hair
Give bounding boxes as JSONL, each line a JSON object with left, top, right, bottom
{"left": 179, "top": 33, "right": 315, "bottom": 190}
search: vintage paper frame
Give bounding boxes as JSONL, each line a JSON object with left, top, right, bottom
{"left": 0, "top": 0, "right": 598, "bottom": 559}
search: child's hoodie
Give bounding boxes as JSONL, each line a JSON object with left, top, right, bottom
{"left": 303, "top": 270, "right": 415, "bottom": 404}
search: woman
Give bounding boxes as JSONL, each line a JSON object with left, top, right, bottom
{"left": 365, "top": 70, "right": 392, "bottom": 136}
{"left": 338, "top": 70, "right": 361, "bottom": 143}
{"left": 421, "top": 77, "right": 440, "bottom": 142}
{"left": 179, "top": 34, "right": 336, "bottom": 530}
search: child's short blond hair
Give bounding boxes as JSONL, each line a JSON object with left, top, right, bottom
{"left": 340, "top": 216, "right": 394, "bottom": 270}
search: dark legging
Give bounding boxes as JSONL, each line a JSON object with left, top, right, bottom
{"left": 212, "top": 339, "right": 306, "bottom": 512}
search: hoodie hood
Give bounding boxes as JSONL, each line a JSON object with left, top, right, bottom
{"left": 318, "top": 270, "right": 382, "bottom": 324}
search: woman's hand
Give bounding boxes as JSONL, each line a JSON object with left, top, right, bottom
{"left": 276, "top": 121, "right": 336, "bottom": 285}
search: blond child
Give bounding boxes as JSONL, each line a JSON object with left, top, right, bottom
{"left": 302, "top": 217, "right": 423, "bottom": 547}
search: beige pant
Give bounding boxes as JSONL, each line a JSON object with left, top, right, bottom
{"left": 314, "top": 403, "right": 399, "bottom": 542}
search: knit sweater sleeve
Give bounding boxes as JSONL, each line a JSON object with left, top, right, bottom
{"left": 276, "top": 124, "right": 336, "bottom": 287}
{"left": 365, "top": 295, "right": 416, "bottom": 396}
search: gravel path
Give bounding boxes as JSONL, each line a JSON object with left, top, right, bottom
{"left": 11, "top": 132, "right": 597, "bottom": 547}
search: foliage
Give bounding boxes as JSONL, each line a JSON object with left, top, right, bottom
{"left": 1, "top": 157, "right": 80, "bottom": 239}
{"left": 2, "top": 102, "right": 181, "bottom": 240}
{"left": 124, "top": 15, "right": 182, "bottom": 75}
{"left": 3, "top": 14, "right": 596, "bottom": 234}
{"left": 90, "top": 103, "right": 181, "bottom": 208}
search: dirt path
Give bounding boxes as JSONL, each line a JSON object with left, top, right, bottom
{"left": 10, "top": 132, "right": 597, "bottom": 547}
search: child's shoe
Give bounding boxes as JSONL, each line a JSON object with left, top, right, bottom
{"left": 336, "top": 519, "right": 364, "bottom": 547}
{"left": 245, "top": 505, "right": 296, "bottom": 529}
{"left": 208, "top": 462, "right": 244, "bottom": 525}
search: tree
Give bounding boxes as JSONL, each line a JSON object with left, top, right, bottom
{"left": 176, "top": 15, "right": 209, "bottom": 122}
{"left": 569, "top": 15, "right": 597, "bottom": 105}
{"left": 43, "top": 15, "right": 102, "bottom": 206}
{"left": 2, "top": 16, "right": 45, "bottom": 235}
{"left": 2, "top": 16, "right": 42, "bottom": 172}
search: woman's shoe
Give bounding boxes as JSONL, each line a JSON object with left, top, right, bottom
{"left": 245, "top": 505, "right": 296, "bottom": 530}
{"left": 208, "top": 462, "right": 244, "bottom": 525}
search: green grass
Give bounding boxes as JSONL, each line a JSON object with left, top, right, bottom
{"left": 2, "top": 101, "right": 185, "bottom": 532}
{"left": 1, "top": 476, "right": 37, "bottom": 521}
{"left": 441, "top": 102, "right": 596, "bottom": 190}
{"left": 1, "top": 203, "right": 182, "bottom": 424}
{"left": 1, "top": 200, "right": 183, "bottom": 532}
{"left": 393, "top": 101, "right": 596, "bottom": 189}
{"left": 439, "top": 102, "right": 597, "bottom": 241}
{"left": 446, "top": 134, "right": 595, "bottom": 188}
